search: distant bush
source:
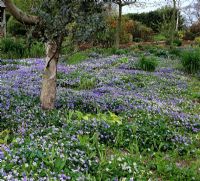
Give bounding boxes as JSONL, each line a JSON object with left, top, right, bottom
{"left": 133, "top": 37, "right": 142, "bottom": 42}
{"left": 131, "top": 21, "right": 154, "bottom": 41}
{"left": 138, "top": 56, "right": 158, "bottom": 71}
{"left": 194, "top": 37, "right": 200, "bottom": 46}
{"left": 91, "top": 17, "right": 134, "bottom": 47}
{"left": 190, "top": 21, "right": 200, "bottom": 37}
{"left": 127, "top": 6, "right": 184, "bottom": 32}
{"left": 93, "top": 17, "right": 116, "bottom": 47}
{"left": 153, "top": 34, "right": 166, "bottom": 41}
{"left": 183, "top": 31, "right": 195, "bottom": 41}
{"left": 181, "top": 49, "right": 200, "bottom": 74}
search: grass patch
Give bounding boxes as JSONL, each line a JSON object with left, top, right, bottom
{"left": 65, "top": 52, "right": 89, "bottom": 64}
{"left": 181, "top": 48, "right": 200, "bottom": 74}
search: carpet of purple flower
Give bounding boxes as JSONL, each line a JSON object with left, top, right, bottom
{"left": 0, "top": 55, "right": 200, "bottom": 180}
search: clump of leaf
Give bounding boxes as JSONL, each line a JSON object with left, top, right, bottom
{"left": 138, "top": 56, "right": 158, "bottom": 72}
{"left": 181, "top": 48, "right": 200, "bottom": 74}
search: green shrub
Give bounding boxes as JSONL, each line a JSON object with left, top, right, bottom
{"left": 138, "top": 56, "right": 158, "bottom": 72}
{"left": 173, "top": 39, "right": 182, "bottom": 47}
{"left": 190, "top": 21, "right": 200, "bottom": 37}
{"left": 0, "top": 37, "right": 45, "bottom": 59}
{"left": 7, "top": 16, "right": 27, "bottom": 36}
{"left": 183, "top": 31, "right": 195, "bottom": 41}
{"left": 114, "top": 48, "right": 128, "bottom": 55}
{"left": 79, "top": 77, "right": 97, "bottom": 90}
{"left": 133, "top": 37, "right": 142, "bottom": 42}
{"left": 131, "top": 21, "right": 153, "bottom": 41}
{"left": 169, "top": 47, "right": 181, "bottom": 57}
{"left": 194, "top": 37, "right": 200, "bottom": 46}
{"left": 181, "top": 49, "right": 200, "bottom": 74}
{"left": 66, "top": 52, "right": 89, "bottom": 64}
{"left": 155, "top": 49, "right": 169, "bottom": 58}
{"left": 153, "top": 34, "right": 166, "bottom": 41}
{"left": 0, "top": 37, "right": 25, "bottom": 58}
{"left": 26, "top": 42, "right": 45, "bottom": 58}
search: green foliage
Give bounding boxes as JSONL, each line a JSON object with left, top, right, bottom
{"left": 130, "top": 21, "right": 153, "bottom": 41}
{"left": 93, "top": 25, "right": 115, "bottom": 48}
{"left": 194, "top": 36, "right": 200, "bottom": 46}
{"left": 13, "top": 0, "right": 41, "bottom": 12}
{"left": 66, "top": 52, "right": 89, "bottom": 64}
{"left": 26, "top": 42, "right": 45, "bottom": 58}
{"left": 112, "top": 57, "right": 129, "bottom": 67}
{"left": 138, "top": 56, "right": 158, "bottom": 72}
{"left": 181, "top": 49, "right": 200, "bottom": 74}
{"left": 58, "top": 71, "right": 97, "bottom": 90}
{"left": 79, "top": 77, "right": 97, "bottom": 90}
{"left": 190, "top": 21, "right": 200, "bottom": 37}
{"left": 173, "top": 39, "right": 182, "bottom": 47}
{"left": 7, "top": 16, "right": 27, "bottom": 36}
{"left": 0, "top": 130, "right": 10, "bottom": 144}
{"left": 153, "top": 34, "right": 167, "bottom": 41}
{"left": 183, "top": 31, "right": 195, "bottom": 41}
{"left": 91, "top": 48, "right": 129, "bottom": 56}
{"left": 113, "top": 48, "right": 129, "bottom": 55}
{"left": 1, "top": 54, "right": 200, "bottom": 180}
{"left": 133, "top": 37, "right": 142, "bottom": 42}
{"left": 0, "top": 37, "right": 45, "bottom": 59}
{"left": 126, "top": 6, "right": 184, "bottom": 32}
{"left": 34, "top": 0, "right": 105, "bottom": 47}
{"left": 160, "top": 21, "right": 177, "bottom": 46}
{"left": 169, "top": 47, "right": 181, "bottom": 57}
{"left": 118, "top": 57, "right": 129, "bottom": 64}
{"left": 0, "top": 37, "right": 25, "bottom": 58}
{"left": 67, "top": 111, "right": 122, "bottom": 125}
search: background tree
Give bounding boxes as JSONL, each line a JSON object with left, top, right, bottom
{"left": 126, "top": 6, "right": 184, "bottom": 32}
{"left": 3, "top": 0, "right": 105, "bottom": 110}
{"left": 183, "top": 0, "right": 200, "bottom": 25}
{"left": 112, "top": 0, "right": 137, "bottom": 48}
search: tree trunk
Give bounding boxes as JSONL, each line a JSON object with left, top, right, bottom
{"left": 40, "top": 41, "right": 59, "bottom": 110}
{"left": 115, "top": 4, "right": 122, "bottom": 49}
{"left": 176, "top": 10, "right": 179, "bottom": 31}
{"left": 171, "top": 0, "right": 177, "bottom": 46}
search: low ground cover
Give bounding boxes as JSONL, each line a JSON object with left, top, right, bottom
{"left": 0, "top": 48, "right": 200, "bottom": 180}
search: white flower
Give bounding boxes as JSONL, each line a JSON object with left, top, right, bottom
{"left": 117, "top": 157, "right": 122, "bottom": 161}
{"left": 16, "top": 138, "right": 21, "bottom": 143}
{"left": 105, "top": 168, "right": 109, "bottom": 171}
{"left": 25, "top": 163, "right": 29, "bottom": 168}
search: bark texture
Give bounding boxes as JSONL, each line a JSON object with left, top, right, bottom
{"left": 40, "top": 41, "right": 59, "bottom": 110}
